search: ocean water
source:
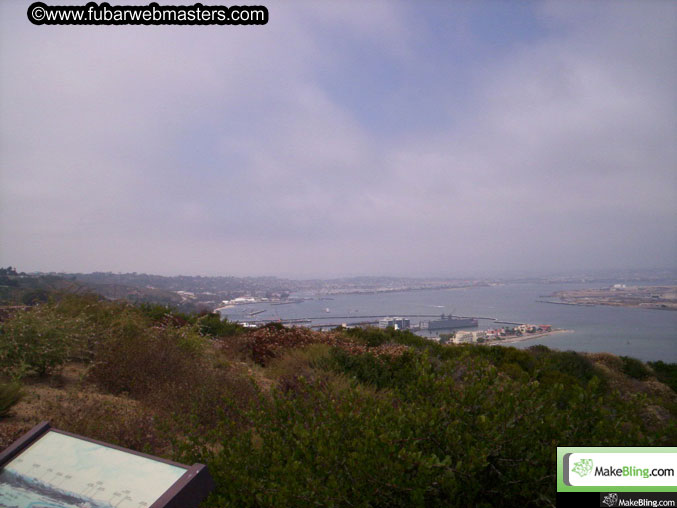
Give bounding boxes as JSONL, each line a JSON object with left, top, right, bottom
{"left": 219, "top": 283, "right": 677, "bottom": 362}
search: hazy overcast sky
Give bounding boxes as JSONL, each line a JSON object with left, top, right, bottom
{"left": 1, "top": 1, "right": 675, "bottom": 277}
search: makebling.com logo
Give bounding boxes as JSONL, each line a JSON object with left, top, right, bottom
{"left": 572, "top": 458, "right": 594, "bottom": 477}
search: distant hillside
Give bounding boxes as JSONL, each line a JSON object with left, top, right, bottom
{"left": 0, "top": 268, "right": 196, "bottom": 311}
{"left": 0, "top": 267, "right": 87, "bottom": 305}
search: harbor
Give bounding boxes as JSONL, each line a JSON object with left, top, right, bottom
{"left": 226, "top": 309, "right": 562, "bottom": 346}
{"left": 232, "top": 313, "right": 478, "bottom": 328}
{"left": 216, "top": 283, "right": 677, "bottom": 362}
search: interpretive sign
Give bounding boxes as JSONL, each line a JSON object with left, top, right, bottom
{"left": 0, "top": 422, "right": 213, "bottom": 508}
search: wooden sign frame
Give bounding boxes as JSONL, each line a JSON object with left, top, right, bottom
{"left": 0, "top": 421, "right": 214, "bottom": 508}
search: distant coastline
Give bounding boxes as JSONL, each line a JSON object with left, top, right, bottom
{"left": 313, "top": 283, "right": 487, "bottom": 297}
{"left": 547, "top": 286, "right": 677, "bottom": 311}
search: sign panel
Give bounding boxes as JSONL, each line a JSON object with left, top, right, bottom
{"left": 0, "top": 423, "right": 213, "bottom": 508}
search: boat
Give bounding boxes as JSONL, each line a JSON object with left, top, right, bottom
{"left": 421, "top": 314, "right": 478, "bottom": 331}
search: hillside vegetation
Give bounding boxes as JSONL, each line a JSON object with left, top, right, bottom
{"left": 1, "top": 294, "right": 675, "bottom": 507}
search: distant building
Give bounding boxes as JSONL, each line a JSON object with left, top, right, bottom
{"left": 454, "top": 331, "right": 474, "bottom": 344}
{"left": 379, "top": 317, "right": 410, "bottom": 330}
{"left": 472, "top": 330, "right": 487, "bottom": 341}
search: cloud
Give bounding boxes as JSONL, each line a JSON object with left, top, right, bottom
{"left": 0, "top": 0, "right": 675, "bottom": 276}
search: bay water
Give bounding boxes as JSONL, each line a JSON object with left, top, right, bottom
{"left": 219, "top": 283, "right": 677, "bottom": 363}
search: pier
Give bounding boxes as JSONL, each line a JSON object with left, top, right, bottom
{"left": 236, "top": 313, "right": 519, "bottom": 327}
{"left": 241, "top": 313, "right": 455, "bottom": 325}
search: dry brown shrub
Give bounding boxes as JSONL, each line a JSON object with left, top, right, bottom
{"left": 241, "top": 325, "right": 327, "bottom": 365}
{"left": 143, "top": 362, "right": 260, "bottom": 430}
{"left": 0, "top": 422, "right": 32, "bottom": 451}
{"left": 588, "top": 352, "right": 624, "bottom": 372}
{"left": 212, "top": 334, "right": 252, "bottom": 362}
{"left": 338, "top": 343, "right": 410, "bottom": 358}
{"left": 267, "top": 342, "right": 410, "bottom": 398}
{"left": 89, "top": 324, "right": 203, "bottom": 398}
{"left": 235, "top": 324, "right": 399, "bottom": 366}
{"left": 38, "top": 391, "right": 170, "bottom": 455}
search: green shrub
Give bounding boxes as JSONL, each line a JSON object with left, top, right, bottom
{"left": 268, "top": 344, "right": 332, "bottom": 381}
{"left": 0, "top": 298, "right": 671, "bottom": 507}
{"left": 344, "top": 326, "right": 393, "bottom": 347}
{"left": 542, "top": 350, "right": 603, "bottom": 386}
{"left": 324, "top": 348, "right": 418, "bottom": 391}
{"left": 527, "top": 344, "right": 551, "bottom": 355}
{"left": 474, "top": 345, "right": 538, "bottom": 376}
{"left": 0, "top": 306, "right": 88, "bottom": 377}
{"left": 0, "top": 294, "right": 141, "bottom": 378}
{"left": 344, "top": 327, "right": 450, "bottom": 356}
{"left": 20, "top": 289, "right": 50, "bottom": 305}
{"left": 139, "top": 303, "right": 194, "bottom": 327}
{"left": 620, "top": 356, "right": 653, "bottom": 381}
{"left": 173, "top": 349, "right": 659, "bottom": 508}
{"left": 197, "top": 313, "right": 244, "bottom": 338}
{"left": 0, "top": 382, "right": 24, "bottom": 418}
{"left": 648, "top": 361, "right": 677, "bottom": 392}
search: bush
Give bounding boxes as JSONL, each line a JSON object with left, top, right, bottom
{"left": 89, "top": 315, "right": 205, "bottom": 397}
{"left": 471, "top": 345, "right": 538, "bottom": 376}
{"left": 197, "top": 313, "right": 244, "bottom": 338}
{"left": 344, "top": 327, "right": 448, "bottom": 356}
{"left": 0, "top": 306, "right": 87, "bottom": 377}
{"left": 40, "top": 391, "right": 170, "bottom": 454}
{"left": 345, "top": 326, "right": 392, "bottom": 347}
{"left": 542, "top": 350, "right": 603, "bottom": 386}
{"left": 0, "top": 294, "right": 137, "bottom": 377}
{"left": 0, "top": 297, "right": 671, "bottom": 507}
{"left": 648, "top": 361, "right": 677, "bottom": 392}
{"left": 620, "top": 356, "right": 653, "bottom": 381}
{"left": 139, "top": 303, "right": 194, "bottom": 327}
{"left": 325, "top": 348, "right": 418, "bottom": 391}
{"left": 88, "top": 315, "right": 257, "bottom": 429}
{"left": 20, "top": 289, "right": 50, "bottom": 305}
{"left": 174, "top": 349, "right": 658, "bottom": 508}
{"left": 245, "top": 325, "right": 329, "bottom": 366}
{"left": 150, "top": 361, "right": 260, "bottom": 431}
{"left": 267, "top": 344, "right": 332, "bottom": 382}
{"left": 0, "top": 382, "right": 24, "bottom": 418}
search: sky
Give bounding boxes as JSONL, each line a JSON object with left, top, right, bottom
{"left": 1, "top": 0, "right": 675, "bottom": 278}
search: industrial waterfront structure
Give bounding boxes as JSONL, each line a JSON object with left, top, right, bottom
{"left": 421, "top": 314, "right": 478, "bottom": 331}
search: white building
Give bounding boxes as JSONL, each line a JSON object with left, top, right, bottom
{"left": 454, "top": 331, "right": 474, "bottom": 344}
{"left": 472, "top": 331, "right": 487, "bottom": 341}
{"left": 378, "top": 317, "right": 410, "bottom": 330}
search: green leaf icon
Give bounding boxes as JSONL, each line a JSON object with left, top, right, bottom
{"left": 572, "top": 458, "right": 593, "bottom": 477}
